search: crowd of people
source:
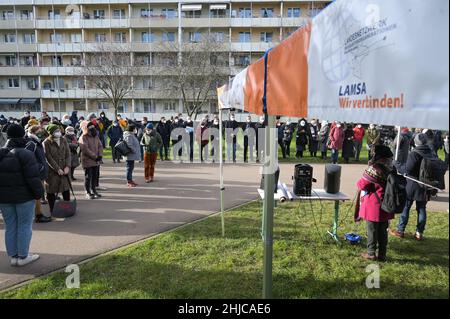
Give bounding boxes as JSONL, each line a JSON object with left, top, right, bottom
{"left": 0, "top": 110, "right": 449, "bottom": 266}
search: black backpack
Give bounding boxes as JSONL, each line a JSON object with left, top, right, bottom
{"left": 414, "top": 149, "right": 447, "bottom": 190}
{"left": 374, "top": 168, "right": 407, "bottom": 214}
{"left": 114, "top": 139, "right": 132, "bottom": 156}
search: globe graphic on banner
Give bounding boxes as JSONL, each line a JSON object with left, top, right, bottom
{"left": 321, "top": 5, "right": 357, "bottom": 83}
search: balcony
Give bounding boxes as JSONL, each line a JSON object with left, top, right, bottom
{"left": 41, "top": 88, "right": 86, "bottom": 99}
{"left": 230, "top": 42, "right": 276, "bottom": 52}
{"left": 36, "top": 18, "right": 82, "bottom": 29}
{"left": 0, "top": 66, "right": 39, "bottom": 76}
{"left": 0, "top": 88, "right": 40, "bottom": 99}
{"left": 82, "top": 18, "right": 129, "bottom": 29}
{"left": 133, "top": 89, "right": 180, "bottom": 99}
{"left": 131, "top": 42, "right": 178, "bottom": 52}
{"left": 230, "top": 17, "right": 282, "bottom": 28}
{"left": 130, "top": 16, "right": 179, "bottom": 28}
{"left": 181, "top": 17, "right": 231, "bottom": 28}
{"left": 281, "top": 17, "right": 310, "bottom": 27}
{"left": 181, "top": 42, "right": 230, "bottom": 52}
{"left": 38, "top": 43, "right": 83, "bottom": 53}
{"left": 39, "top": 66, "right": 83, "bottom": 76}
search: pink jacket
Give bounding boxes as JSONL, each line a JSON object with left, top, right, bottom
{"left": 356, "top": 176, "right": 394, "bottom": 222}
{"left": 329, "top": 126, "right": 344, "bottom": 150}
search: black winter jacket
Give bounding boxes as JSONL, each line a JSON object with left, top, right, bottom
{"left": 405, "top": 145, "right": 434, "bottom": 202}
{"left": 25, "top": 136, "right": 49, "bottom": 181}
{"left": 0, "top": 138, "right": 45, "bottom": 203}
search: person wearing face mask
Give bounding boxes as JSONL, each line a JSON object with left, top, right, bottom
{"left": 390, "top": 133, "right": 437, "bottom": 241}
{"left": 243, "top": 115, "right": 256, "bottom": 162}
{"left": 254, "top": 116, "right": 265, "bottom": 162}
{"left": 225, "top": 113, "right": 239, "bottom": 163}
{"left": 137, "top": 117, "right": 148, "bottom": 163}
{"left": 308, "top": 119, "right": 319, "bottom": 157}
{"left": 353, "top": 124, "right": 365, "bottom": 162}
{"left": 107, "top": 120, "right": 124, "bottom": 163}
{"left": 156, "top": 117, "right": 171, "bottom": 161}
{"left": 276, "top": 119, "right": 286, "bottom": 159}
{"left": 42, "top": 124, "right": 71, "bottom": 214}
{"left": 328, "top": 121, "right": 344, "bottom": 164}
{"left": 64, "top": 126, "right": 80, "bottom": 181}
{"left": 0, "top": 115, "right": 8, "bottom": 147}
{"left": 282, "top": 121, "right": 294, "bottom": 158}
{"left": 295, "top": 118, "right": 309, "bottom": 159}
{"left": 367, "top": 124, "right": 381, "bottom": 162}
{"left": 98, "top": 112, "right": 111, "bottom": 149}
{"left": 355, "top": 145, "right": 395, "bottom": 261}
{"left": 318, "top": 120, "right": 330, "bottom": 159}
{"left": 342, "top": 123, "right": 355, "bottom": 164}
{"left": 141, "top": 123, "right": 162, "bottom": 182}
{"left": 196, "top": 119, "right": 210, "bottom": 163}
{"left": 171, "top": 116, "right": 184, "bottom": 160}
{"left": 123, "top": 124, "right": 141, "bottom": 187}
{"left": 25, "top": 125, "right": 51, "bottom": 223}
{"left": 210, "top": 117, "right": 220, "bottom": 162}
{"left": 20, "top": 111, "right": 31, "bottom": 128}
{"left": 79, "top": 121, "right": 103, "bottom": 199}
{"left": 185, "top": 116, "right": 194, "bottom": 162}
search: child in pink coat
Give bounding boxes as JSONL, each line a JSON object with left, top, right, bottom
{"left": 356, "top": 145, "right": 395, "bottom": 261}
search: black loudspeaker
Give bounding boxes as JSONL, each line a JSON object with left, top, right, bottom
{"left": 260, "top": 167, "right": 280, "bottom": 193}
{"left": 324, "top": 164, "right": 341, "bottom": 194}
{"left": 293, "top": 164, "right": 313, "bottom": 196}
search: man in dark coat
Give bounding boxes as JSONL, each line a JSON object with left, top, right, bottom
{"left": 107, "top": 120, "right": 124, "bottom": 163}
{"left": 276, "top": 120, "right": 286, "bottom": 159}
{"left": 391, "top": 133, "right": 436, "bottom": 241}
{"left": 296, "top": 118, "right": 309, "bottom": 158}
{"left": 70, "top": 111, "right": 78, "bottom": 127}
{"left": 390, "top": 127, "right": 411, "bottom": 174}
{"left": 225, "top": 114, "right": 239, "bottom": 163}
{"left": 243, "top": 115, "right": 256, "bottom": 162}
{"left": 20, "top": 111, "right": 31, "bottom": 128}
{"left": 156, "top": 117, "right": 171, "bottom": 161}
{"left": 171, "top": 116, "right": 184, "bottom": 160}
{"left": 185, "top": 116, "right": 194, "bottom": 162}
{"left": 254, "top": 116, "right": 265, "bottom": 162}
{"left": 342, "top": 123, "right": 355, "bottom": 163}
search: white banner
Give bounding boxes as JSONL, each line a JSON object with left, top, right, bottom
{"left": 307, "top": 0, "right": 449, "bottom": 130}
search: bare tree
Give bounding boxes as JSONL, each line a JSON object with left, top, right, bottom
{"left": 158, "top": 31, "right": 230, "bottom": 119}
{"left": 81, "top": 43, "right": 148, "bottom": 118}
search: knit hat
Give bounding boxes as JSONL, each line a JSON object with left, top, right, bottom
{"left": 87, "top": 113, "right": 96, "bottom": 120}
{"left": 65, "top": 126, "right": 75, "bottom": 134}
{"left": 128, "top": 124, "right": 136, "bottom": 132}
{"left": 6, "top": 123, "right": 25, "bottom": 139}
{"left": 414, "top": 133, "right": 427, "bottom": 146}
{"left": 46, "top": 123, "right": 60, "bottom": 135}
{"left": 146, "top": 123, "right": 154, "bottom": 130}
{"left": 373, "top": 145, "right": 393, "bottom": 159}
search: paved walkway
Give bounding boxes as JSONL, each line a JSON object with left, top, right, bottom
{"left": 0, "top": 161, "right": 448, "bottom": 290}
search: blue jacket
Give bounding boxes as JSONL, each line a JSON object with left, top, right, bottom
{"left": 108, "top": 125, "right": 123, "bottom": 147}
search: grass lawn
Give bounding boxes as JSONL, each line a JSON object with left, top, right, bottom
{"left": 2, "top": 201, "right": 448, "bottom": 299}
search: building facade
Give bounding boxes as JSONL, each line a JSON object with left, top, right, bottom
{"left": 0, "top": 0, "right": 330, "bottom": 120}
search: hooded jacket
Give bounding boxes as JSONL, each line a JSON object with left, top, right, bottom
{"left": 0, "top": 138, "right": 45, "bottom": 203}
{"left": 79, "top": 123, "right": 103, "bottom": 169}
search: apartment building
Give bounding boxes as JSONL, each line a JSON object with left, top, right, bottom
{"left": 0, "top": 0, "right": 330, "bottom": 119}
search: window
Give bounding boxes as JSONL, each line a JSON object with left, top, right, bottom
{"left": 212, "top": 32, "right": 224, "bottom": 42}
{"left": 95, "top": 33, "right": 106, "bottom": 43}
{"left": 113, "top": 9, "right": 126, "bottom": 19}
{"left": 140, "top": 8, "right": 153, "bottom": 18}
{"left": 287, "top": 8, "right": 301, "bottom": 18}
{"left": 189, "top": 32, "right": 202, "bottom": 43}
{"left": 141, "top": 32, "right": 154, "bottom": 43}
{"left": 71, "top": 56, "right": 82, "bottom": 66}
{"left": 210, "top": 101, "right": 218, "bottom": 113}
{"left": 260, "top": 8, "right": 274, "bottom": 18}
{"left": 142, "top": 77, "right": 154, "bottom": 89}
{"left": 162, "top": 8, "right": 176, "bottom": 19}
{"left": 53, "top": 100, "right": 66, "bottom": 112}
{"left": 239, "top": 8, "right": 251, "bottom": 18}
{"left": 117, "top": 100, "right": 129, "bottom": 113}
{"left": 97, "top": 101, "right": 109, "bottom": 110}
{"left": 48, "top": 9, "right": 61, "bottom": 19}
{"left": 20, "top": 10, "right": 32, "bottom": 20}
{"left": 239, "top": 32, "right": 251, "bottom": 43}
{"left": 54, "top": 78, "right": 65, "bottom": 89}
{"left": 210, "top": 8, "right": 226, "bottom": 18}
{"left": 184, "top": 10, "right": 201, "bottom": 19}
{"left": 237, "top": 55, "right": 250, "bottom": 66}
{"left": 4, "top": 33, "right": 16, "bottom": 43}
{"left": 210, "top": 54, "right": 227, "bottom": 66}
{"left": 162, "top": 32, "right": 175, "bottom": 42}
{"left": 93, "top": 9, "right": 105, "bottom": 19}
{"left": 8, "top": 78, "right": 19, "bottom": 88}
{"left": 21, "top": 55, "right": 35, "bottom": 66}
{"left": 26, "top": 78, "right": 38, "bottom": 89}
{"left": 71, "top": 33, "right": 82, "bottom": 43}
{"left": 72, "top": 78, "right": 85, "bottom": 89}
{"left": 73, "top": 100, "right": 86, "bottom": 111}
{"left": 50, "top": 33, "right": 63, "bottom": 43}
{"left": 23, "top": 33, "right": 35, "bottom": 44}
{"left": 2, "top": 10, "right": 14, "bottom": 20}
{"left": 6, "top": 55, "right": 17, "bottom": 66}
{"left": 260, "top": 32, "right": 273, "bottom": 43}
{"left": 114, "top": 32, "right": 126, "bottom": 43}
{"left": 137, "top": 100, "right": 156, "bottom": 113}
{"left": 163, "top": 100, "right": 177, "bottom": 112}
{"left": 51, "top": 55, "right": 62, "bottom": 67}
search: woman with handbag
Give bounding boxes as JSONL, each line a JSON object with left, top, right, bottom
{"left": 64, "top": 126, "right": 80, "bottom": 180}
{"left": 79, "top": 120, "right": 103, "bottom": 199}
{"left": 43, "top": 124, "right": 72, "bottom": 216}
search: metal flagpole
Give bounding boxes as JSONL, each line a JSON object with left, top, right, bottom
{"left": 395, "top": 126, "right": 401, "bottom": 161}
{"left": 219, "top": 107, "right": 225, "bottom": 237}
{"left": 261, "top": 49, "right": 275, "bottom": 299}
